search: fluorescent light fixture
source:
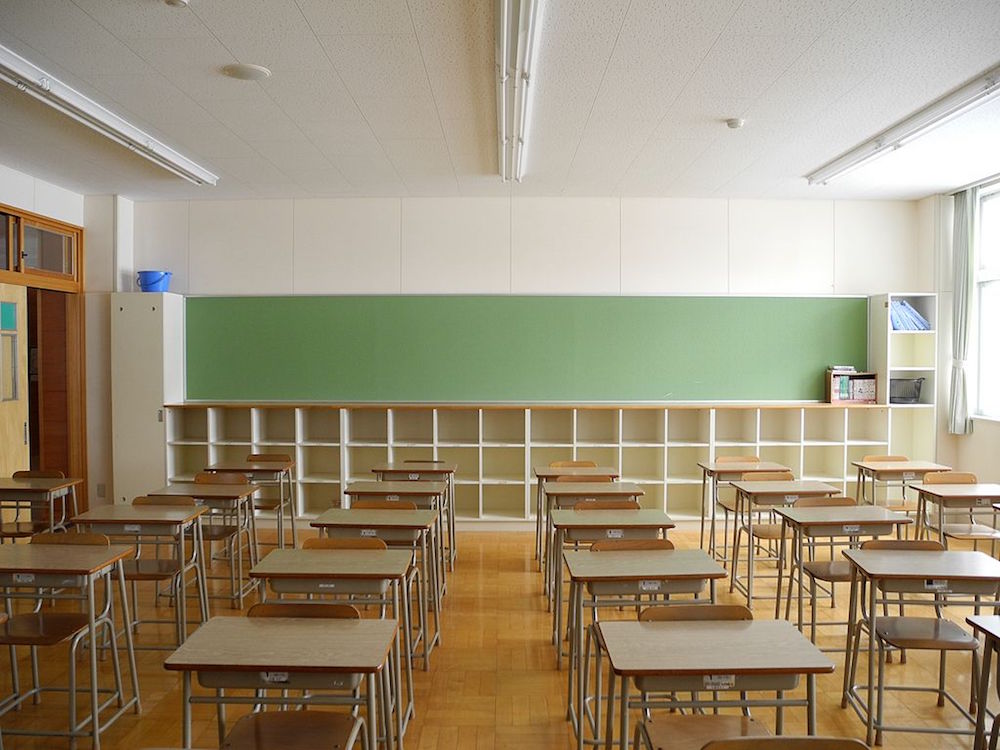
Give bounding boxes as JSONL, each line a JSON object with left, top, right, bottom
{"left": 806, "top": 64, "right": 1000, "bottom": 186}
{"left": 496, "top": 0, "right": 542, "bottom": 183}
{"left": 0, "top": 43, "right": 218, "bottom": 186}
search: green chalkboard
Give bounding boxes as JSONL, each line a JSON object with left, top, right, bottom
{"left": 185, "top": 296, "right": 868, "bottom": 402}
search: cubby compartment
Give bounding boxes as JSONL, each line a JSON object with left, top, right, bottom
{"left": 256, "top": 407, "right": 296, "bottom": 444}
{"left": 847, "top": 407, "right": 889, "bottom": 444}
{"left": 666, "top": 445, "right": 708, "bottom": 482}
{"left": 622, "top": 446, "right": 665, "bottom": 482}
{"left": 392, "top": 408, "right": 433, "bottom": 445}
{"left": 758, "top": 445, "right": 801, "bottom": 476}
{"left": 453, "top": 484, "right": 481, "bottom": 519}
{"left": 890, "top": 406, "right": 936, "bottom": 460}
{"left": 214, "top": 407, "right": 252, "bottom": 443}
{"left": 481, "top": 484, "right": 526, "bottom": 519}
{"left": 803, "top": 408, "right": 845, "bottom": 444}
{"left": 666, "top": 409, "right": 709, "bottom": 445}
{"left": 482, "top": 446, "right": 525, "bottom": 483}
{"left": 888, "top": 370, "right": 935, "bottom": 406}
{"left": 168, "top": 407, "right": 208, "bottom": 443}
{"left": 300, "top": 482, "right": 340, "bottom": 515}
{"left": 622, "top": 409, "right": 666, "bottom": 445}
{"left": 167, "top": 444, "right": 209, "bottom": 482}
{"left": 759, "top": 408, "right": 802, "bottom": 444}
{"left": 802, "top": 444, "right": 846, "bottom": 482}
{"left": 889, "top": 332, "right": 936, "bottom": 370}
{"left": 347, "top": 408, "right": 388, "bottom": 444}
{"left": 530, "top": 409, "right": 573, "bottom": 444}
{"left": 299, "top": 407, "right": 340, "bottom": 445}
{"left": 714, "top": 408, "right": 758, "bottom": 445}
{"left": 890, "top": 294, "right": 936, "bottom": 331}
{"left": 437, "top": 408, "right": 479, "bottom": 445}
{"left": 298, "top": 445, "right": 340, "bottom": 482}
{"left": 482, "top": 409, "right": 525, "bottom": 445}
{"left": 576, "top": 408, "right": 619, "bottom": 445}
{"left": 635, "top": 482, "right": 664, "bottom": 512}
{"left": 575, "top": 446, "right": 620, "bottom": 470}
{"left": 346, "top": 446, "right": 388, "bottom": 482}
{"left": 212, "top": 443, "right": 253, "bottom": 465}
{"left": 389, "top": 446, "right": 436, "bottom": 464}
{"left": 666, "top": 483, "right": 703, "bottom": 518}
{"left": 529, "top": 446, "right": 576, "bottom": 474}
{"left": 437, "top": 446, "right": 479, "bottom": 482}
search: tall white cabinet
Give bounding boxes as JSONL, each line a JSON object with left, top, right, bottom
{"left": 111, "top": 292, "right": 184, "bottom": 504}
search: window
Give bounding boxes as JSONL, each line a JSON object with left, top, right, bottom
{"left": 0, "top": 208, "right": 81, "bottom": 291}
{"left": 977, "top": 187, "right": 1000, "bottom": 417}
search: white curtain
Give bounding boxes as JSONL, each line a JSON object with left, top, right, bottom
{"left": 949, "top": 187, "right": 978, "bottom": 434}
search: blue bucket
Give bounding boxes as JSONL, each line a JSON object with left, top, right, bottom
{"left": 136, "top": 270, "right": 172, "bottom": 292}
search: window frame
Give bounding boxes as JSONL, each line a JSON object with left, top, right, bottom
{"left": 975, "top": 184, "right": 1000, "bottom": 419}
{"left": 0, "top": 204, "right": 83, "bottom": 293}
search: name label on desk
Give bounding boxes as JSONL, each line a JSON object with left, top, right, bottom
{"left": 583, "top": 497, "right": 596, "bottom": 503}
{"left": 783, "top": 495, "right": 798, "bottom": 502}
{"left": 924, "top": 579, "right": 950, "bottom": 592}
{"left": 360, "top": 529, "right": 378, "bottom": 537}
{"left": 842, "top": 524, "right": 861, "bottom": 534}
{"left": 260, "top": 671, "right": 289, "bottom": 684}
{"left": 639, "top": 580, "right": 661, "bottom": 591}
{"left": 704, "top": 674, "right": 736, "bottom": 690}
{"left": 977, "top": 498, "right": 989, "bottom": 506}
{"left": 318, "top": 583, "right": 337, "bottom": 589}
{"left": 606, "top": 529, "right": 624, "bottom": 539}
{"left": 124, "top": 524, "right": 142, "bottom": 533}
{"left": 13, "top": 573, "right": 34, "bottom": 584}
{"left": 903, "top": 472, "right": 916, "bottom": 480}
{"left": 408, "top": 473, "right": 420, "bottom": 480}
{"left": 386, "top": 495, "right": 400, "bottom": 501}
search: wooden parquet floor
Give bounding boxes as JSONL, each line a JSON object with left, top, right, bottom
{"left": 0, "top": 528, "right": 992, "bottom": 748}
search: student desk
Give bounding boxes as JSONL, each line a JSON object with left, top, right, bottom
{"left": 371, "top": 461, "right": 458, "bottom": 570}
{"left": 0, "top": 543, "right": 140, "bottom": 749}
{"left": 147, "top": 481, "right": 261, "bottom": 607}
{"left": 773, "top": 505, "right": 911, "bottom": 632}
{"left": 203, "top": 458, "right": 297, "bottom": 549}
{"left": 968, "top": 615, "right": 1000, "bottom": 750}
{"left": 543, "top": 482, "right": 644, "bottom": 602}
{"left": 728, "top": 480, "right": 839, "bottom": 607}
{"left": 164, "top": 616, "right": 399, "bottom": 750}
{"left": 908, "top": 482, "right": 1000, "bottom": 547}
{"left": 842, "top": 548, "right": 1000, "bottom": 746}
{"left": 851, "top": 459, "right": 950, "bottom": 507}
{"left": 562, "top": 549, "right": 726, "bottom": 750}
{"left": 0, "top": 476, "right": 83, "bottom": 534}
{"left": 250, "top": 547, "right": 415, "bottom": 729}
{"left": 549, "top": 509, "right": 674, "bottom": 649}
{"left": 696, "top": 460, "right": 790, "bottom": 557}
{"left": 532, "top": 465, "right": 620, "bottom": 567}
{"left": 311, "top": 507, "right": 441, "bottom": 667}
{"left": 598, "top": 619, "right": 834, "bottom": 750}
{"left": 73, "top": 504, "right": 209, "bottom": 645}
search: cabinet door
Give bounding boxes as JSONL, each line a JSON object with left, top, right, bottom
{"left": 0, "top": 284, "right": 29, "bottom": 502}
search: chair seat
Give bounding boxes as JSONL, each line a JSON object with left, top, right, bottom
{"left": 254, "top": 499, "right": 282, "bottom": 511}
{"left": 748, "top": 523, "right": 783, "bottom": 540}
{"left": 875, "top": 616, "right": 978, "bottom": 651}
{"left": 0, "top": 611, "right": 90, "bottom": 646}
{"left": 640, "top": 714, "right": 769, "bottom": 750}
{"left": 803, "top": 560, "right": 853, "bottom": 583}
{"left": 942, "top": 522, "right": 1000, "bottom": 541}
{"left": 718, "top": 497, "right": 738, "bottom": 513}
{"left": 221, "top": 710, "right": 360, "bottom": 750}
{"left": 200, "top": 524, "right": 239, "bottom": 541}
{"left": 0, "top": 521, "right": 48, "bottom": 538}
{"left": 885, "top": 502, "right": 915, "bottom": 514}
{"left": 123, "top": 558, "right": 182, "bottom": 580}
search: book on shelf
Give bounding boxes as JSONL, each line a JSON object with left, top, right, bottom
{"left": 890, "top": 299, "right": 931, "bottom": 331}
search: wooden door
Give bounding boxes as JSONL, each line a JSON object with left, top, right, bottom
{"left": 0, "top": 283, "right": 29, "bottom": 520}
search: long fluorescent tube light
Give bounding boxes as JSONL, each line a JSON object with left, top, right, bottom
{"left": 805, "top": 64, "right": 1000, "bottom": 186}
{"left": 0, "top": 44, "right": 218, "bottom": 186}
{"left": 495, "top": 0, "right": 511, "bottom": 182}
{"left": 511, "top": 0, "right": 540, "bottom": 183}
{"left": 496, "top": 0, "right": 541, "bottom": 183}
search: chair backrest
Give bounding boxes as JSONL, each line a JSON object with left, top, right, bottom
{"left": 639, "top": 604, "right": 752, "bottom": 622}
{"left": 862, "top": 454, "right": 908, "bottom": 463}
{"left": 555, "top": 475, "right": 615, "bottom": 483}
{"left": 247, "top": 603, "right": 360, "bottom": 619}
{"left": 741, "top": 471, "right": 793, "bottom": 481}
{"left": 573, "top": 499, "right": 640, "bottom": 511}
{"left": 12, "top": 469, "right": 66, "bottom": 479}
{"left": 302, "top": 537, "right": 388, "bottom": 550}
{"left": 701, "top": 738, "right": 870, "bottom": 750}
{"left": 351, "top": 499, "right": 418, "bottom": 510}
{"left": 133, "top": 495, "right": 196, "bottom": 507}
{"left": 794, "top": 495, "right": 856, "bottom": 508}
{"left": 590, "top": 539, "right": 674, "bottom": 552}
{"left": 31, "top": 531, "right": 109, "bottom": 546}
{"left": 195, "top": 471, "right": 248, "bottom": 485}
{"left": 861, "top": 539, "right": 944, "bottom": 552}
{"left": 923, "top": 470, "right": 977, "bottom": 484}
{"left": 403, "top": 459, "right": 446, "bottom": 464}
{"left": 717, "top": 455, "right": 759, "bottom": 464}
{"left": 550, "top": 460, "right": 597, "bottom": 468}
{"left": 246, "top": 453, "right": 291, "bottom": 463}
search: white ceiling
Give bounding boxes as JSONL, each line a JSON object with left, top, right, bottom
{"left": 0, "top": 0, "right": 998, "bottom": 201}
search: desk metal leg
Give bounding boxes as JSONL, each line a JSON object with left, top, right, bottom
{"left": 575, "top": 582, "right": 585, "bottom": 750}
{"left": 182, "top": 672, "right": 192, "bottom": 750}
{"left": 116, "top": 562, "right": 141, "bottom": 713}
{"left": 553, "top": 530, "right": 563, "bottom": 654}
{"left": 86, "top": 575, "right": 101, "bottom": 750}
{"left": 841, "top": 568, "right": 859, "bottom": 708}
{"left": 536, "top": 478, "right": 544, "bottom": 564}
{"left": 700, "top": 469, "right": 708, "bottom": 550}
{"left": 603, "top": 665, "right": 616, "bottom": 750}
{"left": 975, "top": 636, "right": 993, "bottom": 750}
{"left": 865, "top": 575, "right": 877, "bottom": 747}
{"left": 807, "top": 673, "right": 817, "bottom": 734}
{"left": 366, "top": 673, "right": 378, "bottom": 750}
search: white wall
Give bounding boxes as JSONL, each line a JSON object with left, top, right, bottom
{"left": 134, "top": 197, "right": 929, "bottom": 296}
{"left": 0, "top": 162, "right": 84, "bottom": 226}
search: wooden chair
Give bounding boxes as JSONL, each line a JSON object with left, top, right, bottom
{"left": 0, "top": 470, "right": 68, "bottom": 543}
{"left": 590, "top": 539, "right": 674, "bottom": 552}
{"left": 700, "top": 738, "right": 870, "bottom": 749}
{"left": 247, "top": 602, "right": 360, "bottom": 619}
{"left": 572, "top": 499, "right": 640, "bottom": 511}
{"left": 403, "top": 459, "right": 446, "bottom": 464}
{"left": 246, "top": 452, "right": 297, "bottom": 549}
{"left": 712, "top": 456, "right": 760, "bottom": 563}
{"left": 351, "top": 499, "right": 418, "bottom": 510}
{"left": 194, "top": 472, "right": 254, "bottom": 608}
{"left": 921, "top": 471, "right": 999, "bottom": 552}
{"left": 633, "top": 605, "right": 766, "bottom": 750}
{"left": 302, "top": 537, "right": 388, "bottom": 551}
{"left": 861, "top": 454, "right": 911, "bottom": 516}
{"left": 550, "top": 460, "right": 598, "bottom": 468}
{"left": 730, "top": 472, "right": 795, "bottom": 600}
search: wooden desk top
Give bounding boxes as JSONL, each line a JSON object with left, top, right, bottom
{"left": 74, "top": 505, "right": 207, "bottom": 526}
{"left": 967, "top": 615, "right": 1000, "bottom": 640}
{"left": 851, "top": 460, "right": 950, "bottom": 477}
{"left": 0, "top": 543, "right": 134, "bottom": 575}
{"left": 0, "top": 477, "right": 83, "bottom": 493}
{"left": 843, "top": 549, "right": 1000, "bottom": 580}
{"left": 774, "top": 505, "right": 912, "bottom": 527}
{"left": 147, "top": 482, "right": 260, "bottom": 500}
{"left": 908, "top": 482, "right": 1000, "bottom": 499}
{"left": 549, "top": 509, "right": 675, "bottom": 529}
{"left": 730, "top": 480, "right": 839, "bottom": 497}
{"left": 251, "top": 548, "right": 412, "bottom": 580}
{"left": 543, "top": 482, "right": 644, "bottom": 497}
{"left": 372, "top": 462, "right": 457, "bottom": 474}
{"left": 204, "top": 460, "right": 295, "bottom": 473}
{"left": 697, "top": 461, "right": 790, "bottom": 475}
{"left": 533, "top": 465, "right": 619, "bottom": 480}
{"left": 164, "top": 617, "right": 396, "bottom": 674}
{"left": 311, "top": 508, "right": 438, "bottom": 530}
{"left": 598, "top": 620, "right": 834, "bottom": 677}
{"left": 563, "top": 549, "right": 725, "bottom": 582}
{"left": 345, "top": 480, "right": 447, "bottom": 496}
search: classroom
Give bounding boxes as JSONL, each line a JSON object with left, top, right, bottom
{"left": 1, "top": 1, "right": 1000, "bottom": 749}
